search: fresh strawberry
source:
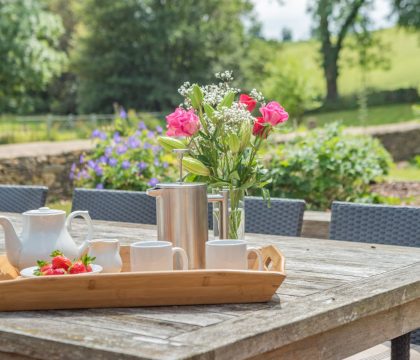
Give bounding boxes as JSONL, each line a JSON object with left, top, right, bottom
{"left": 68, "top": 254, "right": 95, "bottom": 274}
{"left": 52, "top": 268, "right": 66, "bottom": 275}
{"left": 68, "top": 262, "right": 87, "bottom": 274}
{"left": 34, "top": 260, "right": 52, "bottom": 276}
{"left": 50, "top": 250, "right": 72, "bottom": 270}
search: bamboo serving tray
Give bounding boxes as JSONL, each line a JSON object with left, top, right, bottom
{"left": 0, "top": 245, "right": 286, "bottom": 311}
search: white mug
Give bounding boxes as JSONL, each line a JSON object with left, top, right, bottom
{"left": 130, "top": 241, "right": 188, "bottom": 271}
{"left": 206, "top": 240, "right": 263, "bottom": 270}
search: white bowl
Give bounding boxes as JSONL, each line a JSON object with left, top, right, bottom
{"left": 20, "top": 264, "right": 103, "bottom": 278}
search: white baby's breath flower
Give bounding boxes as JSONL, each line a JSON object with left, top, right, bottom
{"left": 214, "top": 103, "right": 255, "bottom": 134}
{"left": 215, "top": 70, "right": 234, "bottom": 82}
{"left": 250, "top": 88, "right": 265, "bottom": 104}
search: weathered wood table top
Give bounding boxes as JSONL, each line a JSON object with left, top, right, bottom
{"left": 0, "top": 212, "right": 419, "bottom": 360}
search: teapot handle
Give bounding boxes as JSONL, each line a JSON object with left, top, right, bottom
{"left": 66, "top": 211, "right": 93, "bottom": 242}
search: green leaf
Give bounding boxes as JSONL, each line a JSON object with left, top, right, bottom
{"left": 182, "top": 157, "right": 210, "bottom": 176}
{"left": 217, "top": 91, "right": 235, "bottom": 109}
{"left": 190, "top": 84, "right": 203, "bottom": 110}
{"left": 227, "top": 133, "right": 240, "bottom": 153}
{"left": 158, "top": 136, "right": 187, "bottom": 152}
{"left": 203, "top": 103, "right": 215, "bottom": 119}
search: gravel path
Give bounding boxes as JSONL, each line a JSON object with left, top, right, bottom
{"left": 0, "top": 140, "right": 93, "bottom": 159}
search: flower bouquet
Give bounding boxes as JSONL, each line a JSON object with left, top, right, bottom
{"left": 159, "top": 71, "right": 288, "bottom": 239}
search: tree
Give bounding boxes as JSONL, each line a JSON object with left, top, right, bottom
{"left": 46, "top": 0, "right": 80, "bottom": 114}
{"left": 309, "top": 0, "right": 368, "bottom": 103}
{"left": 0, "top": 0, "right": 67, "bottom": 113}
{"left": 75, "top": 0, "right": 252, "bottom": 113}
{"left": 394, "top": 0, "right": 420, "bottom": 29}
{"left": 281, "top": 27, "right": 293, "bottom": 42}
{"left": 263, "top": 57, "right": 321, "bottom": 126}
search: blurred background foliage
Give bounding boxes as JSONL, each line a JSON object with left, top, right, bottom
{"left": 0, "top": 0, "right": 419, "bottom": 120}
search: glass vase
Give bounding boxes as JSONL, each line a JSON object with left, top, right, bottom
{"left": 212, "top": 188, "right": 245, "bottom": 240}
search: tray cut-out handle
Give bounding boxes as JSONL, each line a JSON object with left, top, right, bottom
{"left": 248, "top": 245, "right": 285, "bottom": 273}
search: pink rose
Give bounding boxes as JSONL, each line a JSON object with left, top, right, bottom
{"left": 259, "top": 101, "right": 289, "bottom": 126}
{"left": 166, "top": 108, "right": 200, "bottom": 137}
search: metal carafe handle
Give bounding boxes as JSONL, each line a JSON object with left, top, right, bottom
{"left": 208, "top": 190, "right": 229, "bottom": 239}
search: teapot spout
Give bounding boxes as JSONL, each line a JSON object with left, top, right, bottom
{"left": 0, "top": 216, "right": 21, "bottom": 268}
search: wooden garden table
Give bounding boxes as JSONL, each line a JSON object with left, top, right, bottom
{"left": 0, "top": 212, "right": 419, "bottom": 360}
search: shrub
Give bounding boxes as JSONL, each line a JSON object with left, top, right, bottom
{"left": 265, "top": 123, "right": 392, "bottom": 210}
{"left": 71, "top": 112, "right": 174, "bottom": 190}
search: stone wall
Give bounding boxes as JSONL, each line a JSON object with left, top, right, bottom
{"left": 348, "top": 121, "right": 420, "bottom": 162}
{"left": 0, "top": 150, "right": 84, "bottom": 199}
{"left": 0, "top": 140, "right": 92, "bottom": 200}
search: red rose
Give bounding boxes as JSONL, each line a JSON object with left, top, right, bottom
{"left": 239, "top": 94, "right": 257, "bottom": 112}
{"left": 252, "top": 117, "right": 271, "bottom": 138}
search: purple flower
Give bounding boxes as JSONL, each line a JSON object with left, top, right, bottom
{"left": 113, "top": 131, "right": 121, "bottom": 143}
{"left": 128, "top": 136, "right": 140, "bottom": 149}
{"left": 116, "top": 144, "right": 128, "bottom": 155}
{"left": 99, "top": 155, "right": 107, "bottom": 164}
{"left": 79, "top": 169, "right": 90, "bottom": 179}
{"left": 147, "top": 131, "right": 155, "bottom": 139}
{"left": 96, "top": 183, "right": 104, "bottom": 189}
{"left": 91, "top": 129, "right": 101, "bottom": 138}
{"left": 87, "top": 160, "right": 97, "bottom": 169}
{"left": 143, "top": 142, "right": 152, "bottom": 150}
{"left": 69, "top": 163, "right": 77, "bottom": 180}
{"left": 95, "top": 166, "right": 103, "bottom": 176}
{"left": 105, "top": 146, "right": 113, "bottom": 157}
{"left": 156, "top": 125, "right": 163, "bottom": 134}
{"left": 138, "top": 121, "right": 147, "bottom": 130}
{"left": 122, "top": 160, "right": 130, "bottom": 169}
{"left": 151, "top": 145, "right": 161, "bottom": 154}
{"left": 109, "top": 158, "right": 118, "bottom": 167}
{"left": 119, "top": 108, "right": 127, "bottom": 119}
{"left": 91, "top": 130, "right": 107, "bottom": 140}
{"left": 162, "top": 161, "right": 169, "bottom": 168}
{"left": 148, "top": 178, "right": 159, "bottom": 187}
{"left": 79, "top": 154, "right": 85, "bottom": 163}
{"left": 137, "top": 161, "right": 147, "bottom": 171}
{"left": 153, "top": 159, "right": 160, "bottom": 166}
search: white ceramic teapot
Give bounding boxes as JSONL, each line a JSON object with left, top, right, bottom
{"left": 0, "top": 207, "right": 93, "bottom": 270}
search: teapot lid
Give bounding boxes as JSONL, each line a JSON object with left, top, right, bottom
{"left": 23, "top": 207, "right": 65, "bottom": 216}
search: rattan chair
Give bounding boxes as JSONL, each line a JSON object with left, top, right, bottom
{"left": 0, "top": 185, "right": 48, "bottom": 213}
{"left": 245, "top": 197, "right": 305, "bottom": 236}
{"left": 330, "top": 201, "right": 420, "bottom": 345}
{"left": 208, "top": 197, "right": 305, "bottom": 236}
{"left": 71, "top": 188, "right": 156, "bottom": 224}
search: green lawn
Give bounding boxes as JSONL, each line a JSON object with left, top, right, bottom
{"left": 302, "top": 103, "right": 419, "bottom": 127}
{"left": 388, "top": 164, "right": 420, "bottom": 182}
{"left": 281, "top": 27, "right": 420, "bottom": 97}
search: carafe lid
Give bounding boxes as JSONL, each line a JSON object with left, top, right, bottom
{"left": 156, "top": 182, "right": 207, "bottom": 189}
{"left": 23, "top": 207, "right": 65, "bottom": 216}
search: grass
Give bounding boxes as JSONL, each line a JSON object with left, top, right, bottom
{"left": 302, "top": 103, "right": 419, "bottom": 127}
{"left": 46, "top": 199, "right": 72, "bottom": 214}
{"left": 388, "top": 164, "right": 420, "bottom": 182}
{"left": 281, "top": 27, "right": 420, "bottom": 97}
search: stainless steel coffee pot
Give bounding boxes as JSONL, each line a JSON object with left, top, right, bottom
{"left": 147, "top": 150, "right": 229, "bottom": 269}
